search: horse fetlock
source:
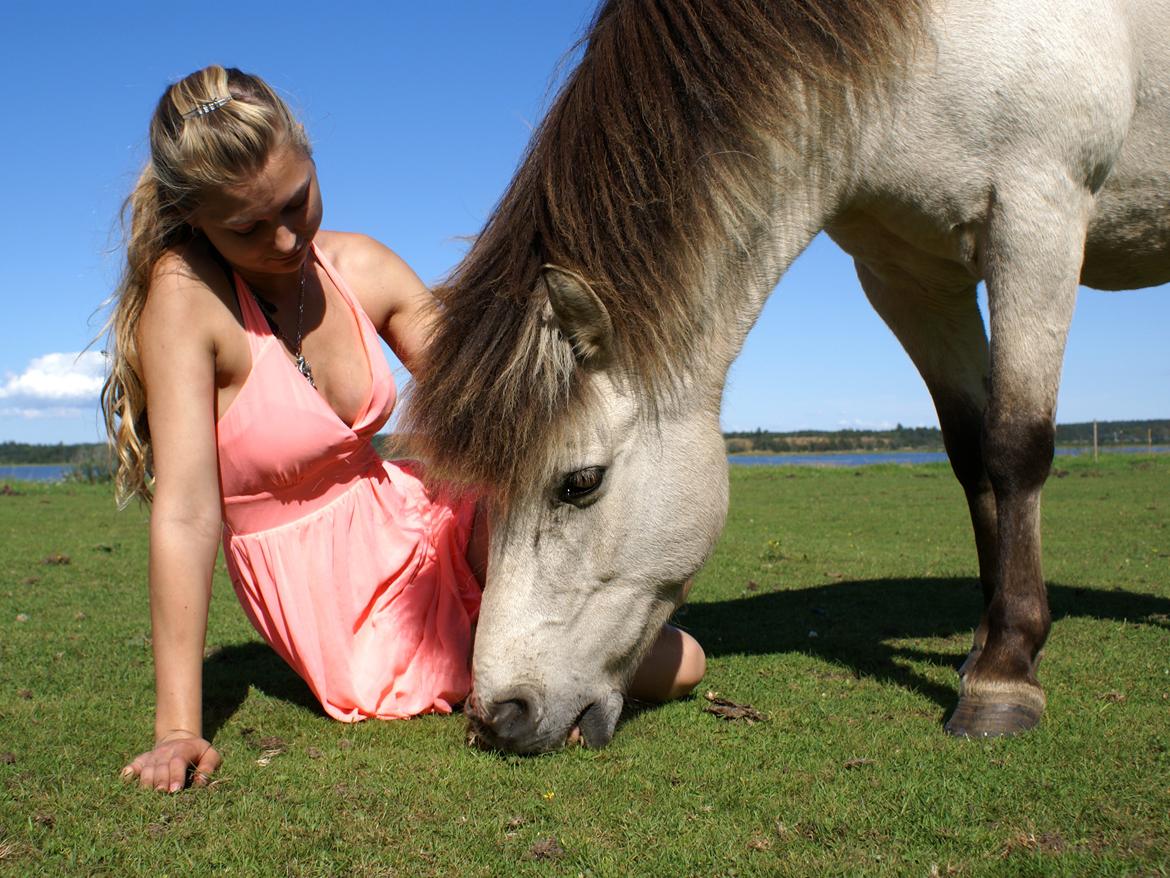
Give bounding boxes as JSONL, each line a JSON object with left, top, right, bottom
{"left": 958, "top": 619, "right": 991, "bottom": 679}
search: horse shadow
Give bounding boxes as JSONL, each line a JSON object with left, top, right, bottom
{"left": 199, "top": 578, "right": 1170, "bottom": 740}
{"left": 673, "top": 577, "right": 1170, "bottom": 721}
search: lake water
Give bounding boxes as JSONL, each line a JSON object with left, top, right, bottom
{"left": 730, "top": 445, "right": 1170, "bottom": 467}
{"left": 0, "top": 464, "right": 72, "bottom": 482}
{"left": 2, "top": 446, "right": 1167, "bottom": 482}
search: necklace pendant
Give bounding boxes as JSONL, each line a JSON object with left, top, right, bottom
{"left": 295, "top": 354, "right": 316, "bottom": 388}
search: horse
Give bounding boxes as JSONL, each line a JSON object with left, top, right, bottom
{"left": 402, "top": 0, "right": 1170, "bottom": 753}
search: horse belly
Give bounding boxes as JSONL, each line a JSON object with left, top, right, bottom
{"left": 1083, "top": 189, "right": 1170, "bottom": 291}
{"left": 1082, "top": 0, "right": 1170, "bottom": 291}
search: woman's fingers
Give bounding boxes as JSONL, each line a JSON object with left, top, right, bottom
{"left": 191, "top": 744, "right": 221, "bottom": 787}
{"left": 138, "top": 759, "right": 159, "bottom": 791}
{"left": 121, "top": 740, "right": 217, "bottom": 793}
{"left": 121, "top": 754, "right": 144, "bottom": 780}
{"left": 165, "top": 755, "right": 187, "bottom": 793}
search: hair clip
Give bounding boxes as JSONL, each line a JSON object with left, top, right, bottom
{"left": 181, "top": 95, "right": 233, "bottom": 119}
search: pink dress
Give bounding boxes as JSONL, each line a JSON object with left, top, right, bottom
{"left": 216, "top": 243, "right": 481, "bottom": 721}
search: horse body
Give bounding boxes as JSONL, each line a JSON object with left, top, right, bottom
{"left": 837, "top": 0, "right": 1170, "bottom": 292}
{"left": 409, "top": 0, "right": 1170, "bottom": 752}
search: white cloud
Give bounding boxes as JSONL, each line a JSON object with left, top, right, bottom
{"left": 836, "top": 418, "right": 897, "bottom": 431}
{"left": 0, "top": 352, "right": 106, "bottom": 416}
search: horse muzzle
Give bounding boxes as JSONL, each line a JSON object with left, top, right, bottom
{"left": 464, "top": 686, "right": 623, "bottom": 754}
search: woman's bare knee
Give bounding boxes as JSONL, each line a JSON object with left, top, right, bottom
{"left": 628, "top": 624, "right": 706, "bottom": 702}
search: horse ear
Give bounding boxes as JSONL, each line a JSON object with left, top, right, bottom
{"left": 542, "top": 264, "right": 614, "bottom": 370}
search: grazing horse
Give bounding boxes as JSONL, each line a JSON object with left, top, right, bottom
{"left": 404, "top": 0, "right": 1170, "bottom": 752}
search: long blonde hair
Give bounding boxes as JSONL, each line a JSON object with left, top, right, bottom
{"left": 102, "top": 65, "right": 310, "bottom": 505}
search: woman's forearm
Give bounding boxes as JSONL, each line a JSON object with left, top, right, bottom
{"left": 147, "top": 517, "right": 220, "bottom": 741}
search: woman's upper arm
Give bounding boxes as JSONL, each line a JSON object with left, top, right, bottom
{"left": 343, "top": 235, "right": 436, "bottom": 372}
{"left": 137, "top": 264, "right": 223, "bottom": 531}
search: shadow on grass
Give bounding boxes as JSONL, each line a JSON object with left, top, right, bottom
{"left": 197, "top": 579, "right": 1170, "bottom": 742}
{"left": 202, "top": 642, "right": 324, "bottom": 739}
{"left": 680, "top": 577, "right": 1170, "bottom": 719}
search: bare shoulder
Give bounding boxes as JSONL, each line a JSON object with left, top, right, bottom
{"left": 316, "top": 230, "right": 417, "bottom": 281}
{"left": 315, "top": 231, "right": 427, "bottom": 325}
{"left": 137, "top": 242, "right": 245, "bottom": 385}
{"left": 140, "top": 241, "right": 238, "bottom": 344}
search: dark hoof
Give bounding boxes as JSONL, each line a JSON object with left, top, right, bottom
{"left": 945, "top": 694, "right": 1043, "bottom": 738}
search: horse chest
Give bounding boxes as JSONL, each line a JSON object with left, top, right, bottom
{"left": 826, "top": 208, "right": 981, "bottom": 295}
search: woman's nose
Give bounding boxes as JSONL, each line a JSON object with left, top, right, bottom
{"left": 274, "top": 224, "right": 299, "bottom": 253}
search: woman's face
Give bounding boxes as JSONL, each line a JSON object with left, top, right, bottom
{"left": 190, "top": 142, "right": 322, "bottom": 279}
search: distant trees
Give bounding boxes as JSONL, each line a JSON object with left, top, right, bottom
{"left": 0, "top": 442, "right": 106, "bottom": 465}
{"left": 3, "top": 420, "right": 1167, "bottom": 465}
{"left": 0, "top": 442, "right": 113, "bottom": 482}
{"left": 1054, "top": 420, "right": 1170, "bottom": 445}
{"left": 723, "top": 426, "right": 945, "bottom": 453}
{"left": 724, "top": 419, "right": 1170, "bottom": 454}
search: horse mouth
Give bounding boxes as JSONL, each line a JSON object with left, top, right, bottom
{"left": 463, "top": 691, "right": 623, "bottom": 754}
{"left": 574, "top": 692, "right": 623, "bottom": 748}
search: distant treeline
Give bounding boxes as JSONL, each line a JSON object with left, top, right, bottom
{"left": 0, "top": 442, "right": 108, "bottom": 465}
{"left": 725, "top": 419, "right": 1170, "bottom": 454}
{"left": 1055, "top": 420, "right": 1170, "bottom": 445}
{"left": 4, "top": 419, "right": 1168, "bottom": 464}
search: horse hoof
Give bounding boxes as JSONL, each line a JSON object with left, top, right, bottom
{"left": 945, "top": 694, "right": 1042, "bottom": 738}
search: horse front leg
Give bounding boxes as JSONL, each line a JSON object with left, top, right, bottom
{"left": 946, "top": 180, "right": 1091, "bottom": 737}
{"left": 847, "top": 261, "right": 997, "bottom": 680}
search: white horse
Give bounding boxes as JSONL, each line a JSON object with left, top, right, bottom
{"left": 404, "top": 0, "right": 1170, "bottom": 752}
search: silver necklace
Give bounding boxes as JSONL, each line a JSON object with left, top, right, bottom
{"left": 252, "top": 254, "right": 316, "bottom": 388}
{"left": 292, "top": 257, "right": 316, "bottom": 387}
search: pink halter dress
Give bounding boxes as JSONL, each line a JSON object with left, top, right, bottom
{"left": 216, "top": 243, "right": 481, "bottom": 721}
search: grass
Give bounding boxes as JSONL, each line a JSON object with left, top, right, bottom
{"left": 1, "top": 455, "right": 1168, "bottom": 876}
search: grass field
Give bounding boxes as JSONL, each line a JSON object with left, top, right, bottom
{"left": 2, "top": 456, "right": 1168, "bottom": 876}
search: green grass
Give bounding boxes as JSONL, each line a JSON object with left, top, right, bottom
{"left": 2, "top": 456, "right": 1168, "bottom": 876}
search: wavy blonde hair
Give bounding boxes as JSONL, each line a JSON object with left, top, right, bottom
{"left": 101, "top": 65, "right": 310, "bottom": 505}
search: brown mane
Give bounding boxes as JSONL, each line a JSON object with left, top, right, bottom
{"left": 402, "top": 0, "right": 924, "bottom": 501}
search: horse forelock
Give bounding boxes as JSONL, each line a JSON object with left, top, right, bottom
{"left": 401, "top": 0, "right": 925, "bottom": 500}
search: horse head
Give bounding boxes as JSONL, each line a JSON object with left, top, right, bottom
{"left": 463, "top": 267, "right": 728, "bottom": 752}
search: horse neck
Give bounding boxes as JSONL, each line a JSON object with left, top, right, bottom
{"left": 686, "top": 113, "right": 854, "bottom": 404}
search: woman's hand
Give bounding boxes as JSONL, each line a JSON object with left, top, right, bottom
{"left": 121, "top": 732, "right": 221, "bottom": 793}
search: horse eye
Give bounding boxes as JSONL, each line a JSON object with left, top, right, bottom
{"left": 558, "top": 466, "right": 606, "bottom": 503}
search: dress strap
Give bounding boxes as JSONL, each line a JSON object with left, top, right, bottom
{"left": 232, "top": 272, "right": 274, "bottom": 341}
{"left": 312, "top": 242, "right": 365, "bottom": 316}
{"left": 309, "top": 240, "right": 392, "bottom": 434}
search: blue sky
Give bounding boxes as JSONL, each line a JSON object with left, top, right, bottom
{"left": 3, "top": 2, "right": 1166, "bottom": 444}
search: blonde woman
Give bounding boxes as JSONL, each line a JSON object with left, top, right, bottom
{"left": 106, "top": 66, "right": 705, "bottom": 793}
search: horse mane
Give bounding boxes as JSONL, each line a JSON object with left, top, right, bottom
{"left": 402, "top": 0, "right": 924, "bottom": 501}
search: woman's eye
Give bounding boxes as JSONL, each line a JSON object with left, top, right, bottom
{"left": 286, "top": 186, "right": 310, "bottom": 212}
{"left": 558, "top": 466, "right": 606, "bottom": 503}
{"left": 231, "top": 225, "right": 257, "bottom": 237}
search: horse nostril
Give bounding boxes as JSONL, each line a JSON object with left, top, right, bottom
{"left": 484, "top": 685, "right": 543, "bottom": 742}
{"left": 493, "top": 698, "right": 528, "bottom": 729}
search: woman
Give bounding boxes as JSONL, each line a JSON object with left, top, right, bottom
{"left": 106, "top": 66, "right": 705, "bottom": 793}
